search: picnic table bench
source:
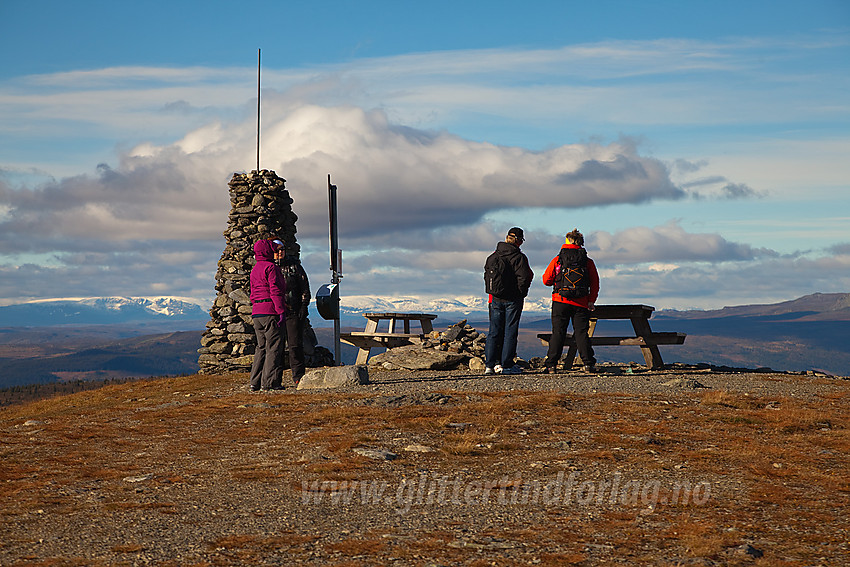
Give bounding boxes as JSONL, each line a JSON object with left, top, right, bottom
{"left": 537, "top": 304, "right": 685, "bottom": 370}
{"left": 340, "top": 312, "right": 438, "bottom": 364}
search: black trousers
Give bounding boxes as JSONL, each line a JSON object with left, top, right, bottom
{"left": 283, "top": 314, "right": 306, "bottom": 381}
{"left": 544, "top": 301, "right": 596, "bottom": 369}
{"left": 250, "top": 315, "right": 283, "bottom": 389}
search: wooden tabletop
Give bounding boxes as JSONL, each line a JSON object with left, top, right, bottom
{"left": 588, "top": 305, "right": 655, "bottom": 319}
{"left": 363, "top": 312, "right": 438, "bottom": 320}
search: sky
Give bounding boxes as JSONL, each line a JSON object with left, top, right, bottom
{"left": 1, "top": 0, "right": 848, "bottom": 313}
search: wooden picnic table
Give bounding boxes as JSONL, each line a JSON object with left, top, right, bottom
{"left": 537, "top": 304, "right": 685, "bottom": 370}
{"left": 340, "top": 312, "right": 438, "bottom": 365}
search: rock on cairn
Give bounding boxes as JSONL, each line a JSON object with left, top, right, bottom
{"left": 198, "top": 170, "right": 298, "bottom": 374}
{"left": 368, "top": 320, "right": 489, "bottom": 371}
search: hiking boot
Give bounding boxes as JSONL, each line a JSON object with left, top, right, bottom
{"left": 484, "top": 367, "right": 495, "bottom": 375}
{"left": 494, "top": 365, "right": 504, "bottom": 374}
{"left": 584, "top": 364, "right": 597, "bottom": 374}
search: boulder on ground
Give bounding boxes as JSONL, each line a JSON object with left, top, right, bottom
{"left": 468, "top": 356, "right": 486, "bottom": 372}
{"left": 369, "top": 344, "right": 466, "bottom": 371}
{"left": 297, "top": 365, "right": 369, "bottom": 390}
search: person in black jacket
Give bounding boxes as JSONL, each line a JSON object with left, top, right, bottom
{"left": 274, "top": 247, "right": 311, "bottom": 384}
{"left": 483, "top": 227, "right": 533, "bottom": 375}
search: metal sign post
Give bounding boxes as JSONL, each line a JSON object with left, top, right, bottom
{"left": 328, "top": 174, "right": 342, "bottom": 365}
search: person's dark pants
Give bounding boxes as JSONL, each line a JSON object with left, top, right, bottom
{"left": 283, "top": 314, "right": 306, "bottom": 382}
{"left": 544, "top": 301, "right": 596, "bottom": 369}
{"left": 485, "top": 298, "right": 524, "bottom": 369}
{"left": 250, "top": 315, "right": 284, "bottom": 390}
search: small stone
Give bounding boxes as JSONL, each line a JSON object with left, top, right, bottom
{"left": 208, "top": 342, "right": 231, "bottom": 354}
{"left": 123, "top": 474, "right": 154, "bottom": 483}
{"left": 661, "top": 378, "right": 709, "bottom": 389}
{"left": 353, "top": 448, "right": 398, "bottom": 461}
{"left": 226, "top": 322, "right": 249, "bottom": 334}
{"left": 228, "top": 289, "right": 251, "bottom": 306}
{"left": 404, "top": 444, "right": 435, "bottom": 453}
{"left": 228, "top": 355, "right": 254, "bottom": 367}
{"left": 227, "top": 333, "right": 255, "bottom": 343}
{"left": 468, "top": 357, "right": 486, "bottom": 372}
{"left": 442, "top": 323, "right": 465, "bottom": 342}
{"left": 733, "top": 543, "right": 764, "bottom": 559}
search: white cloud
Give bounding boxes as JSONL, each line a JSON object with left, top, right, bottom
{"left": 586, "top": 221, "right": 776, "bottom": 264}
{"left": 4, "top": 99, "right": 844, "bottom": 309}
{"left": 690, "top": 138, "right": 850, "bottom": 198}
{"left": 1, "top": 32, "right": 847, "bottom": 309}
{"left": 596, "top": 247, "right": 850, "bottom": 310}
{"left": 0, "top": 104, "right": 687, "bottom": 250}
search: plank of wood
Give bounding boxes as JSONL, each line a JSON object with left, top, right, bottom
{"left": 340, "top": 333, "right": 423, "bottom": 349}
{"left": 536, "top": 332, "right": 686, "bottom": 346}
{"left": 363, "top": 312, "right": 438, "bottom": 320}
{"left": 345, "top": 332, "right": 424, "bottom": 339}
{"left": 590, "top": 305, "right": 655, "bottom": 319}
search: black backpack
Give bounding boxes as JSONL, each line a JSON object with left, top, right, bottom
{"left": 484, "top": 252, "right": 509, "bottom": 297}
{"left": 279, "top": 260, "right": 303, "bottom": 309}
{"left": 554, "top": 248, "right": 590, "bottom": 298}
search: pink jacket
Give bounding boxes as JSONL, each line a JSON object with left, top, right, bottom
{"left": 249, "top": 240, "right": 287, "bottom": 317}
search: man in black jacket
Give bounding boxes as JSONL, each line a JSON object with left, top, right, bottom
{"left": 483, "top": 227, "right": 533, "bottom": 375}
{"left": 275, "top": 248, "right": 311, "bottom": 384}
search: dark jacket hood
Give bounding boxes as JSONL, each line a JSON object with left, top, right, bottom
{"left": 495, "top": 241, "right": 520, "bottom": 256}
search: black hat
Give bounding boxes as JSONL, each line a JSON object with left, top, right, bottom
{"left": 507, "top": 227, "right": 524, "bottom": 240}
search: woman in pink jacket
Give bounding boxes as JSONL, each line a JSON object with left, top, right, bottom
{"left": 249, "top": 236, "right": 287, "bottom": 390}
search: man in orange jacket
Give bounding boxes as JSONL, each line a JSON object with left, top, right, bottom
{"left": 541, "top": 228, "right": 600, "bottom": 373}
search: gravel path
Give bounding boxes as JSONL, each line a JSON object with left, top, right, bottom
{"left": 288, "top": 362, "right": 848, "bottom": 401}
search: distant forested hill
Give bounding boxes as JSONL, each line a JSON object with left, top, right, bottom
{"left": 1, "top": 293, "right": 848, "bottom": 392}
{"left": 0, "top": 331, "right": 202, "bottom": 389}
{"left": 520, "top": 293, "right": 850, "bottom": 375}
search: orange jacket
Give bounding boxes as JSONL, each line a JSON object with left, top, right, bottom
{"left": 542, "top": 244, "right": 599, "bottom": 308}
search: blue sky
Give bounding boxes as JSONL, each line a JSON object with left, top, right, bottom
{"left": 1, "top": 0, "right": 848, "bottom": 312}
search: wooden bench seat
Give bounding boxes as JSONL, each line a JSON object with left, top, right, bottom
{"left": 340, "top": 332, "right": 424, "bottom": 346}
{"left": 341, "top": 332, "right": 425, "bottom": 345}
{"left": 345, "top": 332, "right": 425, "bottom": 339}
{"left": 537, "top": 332, "right": 686, "bottom": 347}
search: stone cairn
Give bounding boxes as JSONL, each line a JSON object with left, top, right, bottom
{"left": 368, "top": 320, "right": 491, "bottom": 371}
{"left": 424, "top": 320, "right": 487, "bottom": 358}
{"left": 198, "top": 169, "right": 301, "bottom": 374}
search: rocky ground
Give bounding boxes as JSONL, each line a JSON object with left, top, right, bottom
{"left": 1, "top": 363, "right": 848, "bottom": 566}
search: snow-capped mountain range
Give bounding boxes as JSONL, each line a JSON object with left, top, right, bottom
{"left": 0, "top": 297, "right": 210, "bottom": 326}
{"left": 0, "top": 295, "right": 551, "bottom": 327}
{"left": 339, "top": 295, "right": 550, "bottom": 319}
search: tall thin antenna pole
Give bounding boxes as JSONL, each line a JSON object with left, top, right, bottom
{"left": 256, "top": 48, "right": 261, "bottom": 172}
